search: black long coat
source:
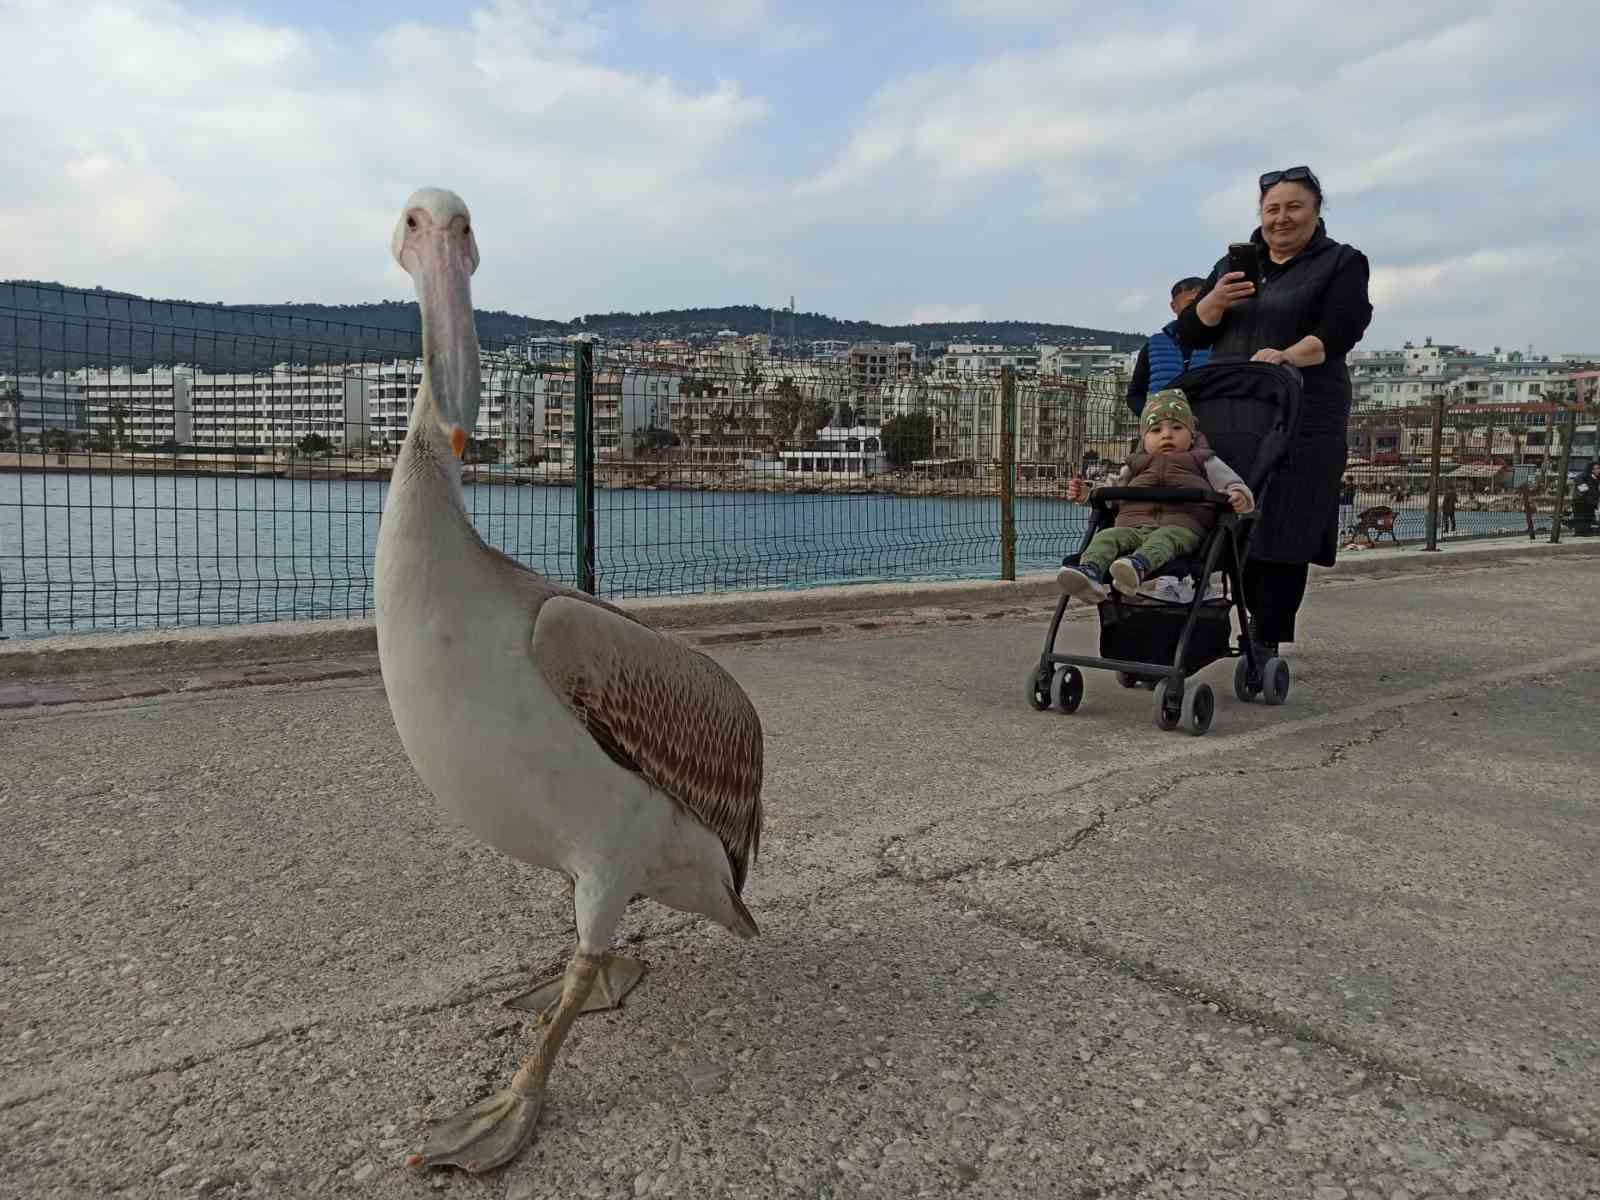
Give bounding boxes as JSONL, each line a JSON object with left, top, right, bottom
{"left": 1193, "top": 224, "right": 1371, "bottom": 566}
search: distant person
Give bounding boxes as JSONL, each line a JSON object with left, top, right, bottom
{"left": 1178, "top": 164, "right": 1372, "bottom": 658}
{"left": 1441, "top": 484, "right": 1458, "bottom": 534}
{"left": 1573, "top": 463, "right": 1600, "bottom": 537}
{"left": 1125, "top": 277, "right": 1212, "bottom": 418}
{"left": 1520, "top": 483, "right": 1537, "bottom": 541}
{"left": 1057, "top": 389, "right": 1253, "bottom": 603}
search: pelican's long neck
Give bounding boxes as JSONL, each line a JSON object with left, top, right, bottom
{"left": 395, "top": 378, "right": 466, "bottom": 512}
{"left": 377, "top": 378, "right": 482, "bottom": 624}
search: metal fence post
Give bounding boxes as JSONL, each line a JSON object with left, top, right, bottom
{"left": 1423, "top": 394, "right": 1444, "bottom": 551}
{"left": 1550, "top": 405, "right": 1576, "bottom": 544}
{"left": 999, "top": 366, "right": 1016, "bottom": 581}
{"left": 573, "top": 341, "right": 596, "bottom": 594}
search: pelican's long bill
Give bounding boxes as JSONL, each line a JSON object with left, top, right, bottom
{"left": 393, "top": 188, "right": 481, "bottom": 457}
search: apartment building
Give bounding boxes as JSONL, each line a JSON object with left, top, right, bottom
{"left": 940, "top": 344, "right": 1041, "bottom": 375}
{"left": 188, "top": 369, "right": 370, "bottom": 450}
{"left": 1037, "top": 345, "right": 1130, "bottom": 379}
{"left": 871, "top": 371, "right": 1131, "bottom": 469}
{"left": 1, "top": 373, "right": 89, "bottom": 438}
{"left": 848, "top": 341, "right": 917, "bottom": 390}
{"left": 64, "top": 366, "right": 194, "bottom": 445}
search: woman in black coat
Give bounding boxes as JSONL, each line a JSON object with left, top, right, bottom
{"left": 1177, "top": 166, "right": 1373, "bottom": 655}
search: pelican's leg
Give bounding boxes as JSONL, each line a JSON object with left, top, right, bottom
{"left": 503, "top": 876, "right": 645, "bottom": 1018}
{"left": 408, "top": 950, "right": 599, "bottom": 1173}
{"left": 408, "top": 874, "right": 633, "bottom": 1174}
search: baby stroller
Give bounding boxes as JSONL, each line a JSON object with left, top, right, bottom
{"left": 1025, "top": 361, "right": 1303, "bottom": 736}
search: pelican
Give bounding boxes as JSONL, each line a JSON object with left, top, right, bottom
{"left": 374, "top": 188, "right": 764, "bottom": 1173}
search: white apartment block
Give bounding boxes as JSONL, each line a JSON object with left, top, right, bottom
{"left": 941, "top": 344, "right": 1041, "bottom": 375}
{"left": 1351, "top": 337, "right": 1596, "bottom": 410}
{"left": 0, "top": 373, "right": 89, "bottom": 436}
{"left": 537, "top": 367, "right": 670, "bottom": 463}
{"left": 1354, "top": 362, "right": 1574, "bottom": 410}
{"left": 188, "top": 370, "right": 371, "bottom": 450}
{"left": 66, "top": 366, "right": 194, "bottom": 445}
{"left": 356, "top": 358, "right": 541, "bottom": 458}
{"left": 1037, "top": 345, "right": 1131, "bottom": 378}
{"left": 869, "top": 372, "right": 1131, "bottom": 468}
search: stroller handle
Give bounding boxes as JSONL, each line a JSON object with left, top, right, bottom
{"left": 1090, "top": 486, "right": 1233, "bottom": 507}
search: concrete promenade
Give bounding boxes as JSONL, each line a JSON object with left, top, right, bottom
{"left": 3, "top": 537, "right": 1599, "bottom": 1199}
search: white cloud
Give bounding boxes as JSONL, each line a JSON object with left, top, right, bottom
{"left": 644, "top": 0, "right": 828, "bottom": 51}
{"left": 799, "top": 0, "right": 1600, "bottom": 348}
{"left": 944, "top": 0, "right": 1086, "bottom": 21}
{"left": 0, "top": 0, "right": 771, "bottom": 314}
{"left": 2, "top": 0, "right": 1596, "bottom": 354}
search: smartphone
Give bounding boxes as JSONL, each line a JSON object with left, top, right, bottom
{"left": 1226, "top": 242, "right": 1262, "bottom": 287}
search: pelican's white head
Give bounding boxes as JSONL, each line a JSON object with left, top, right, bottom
{"left": 392, "top": 187, "right": 481, "bottom": 458}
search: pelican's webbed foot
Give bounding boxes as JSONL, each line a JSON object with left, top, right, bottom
{"left": 503, "top": 954, "right": 645, "bottom": 1018}
{"left": 406, "top": 1083, "right": 542, "bottom": 1174}
{"left": 407, "top": 951, "right": 604, "bottom": 1175}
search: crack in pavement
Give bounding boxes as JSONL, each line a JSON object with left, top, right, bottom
{"left": 0, "top": 972, "right": 531, "bottom": 1113}
{"left": 881, "top": 716, "right": 1408, "bottom": 886}
{"left": 1, "top": 876, "right": 887, "bottom": 1115}
{"left": 880, "top": 876, "right": 1600, "bottom": 1160}
{"left": 9, "top": 639, "right": 1599, "bottom": 1173}
{"left": 869, "top": 701, "right": 1600, "bottom": 1159}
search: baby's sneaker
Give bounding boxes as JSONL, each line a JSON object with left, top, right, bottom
{"left": 1108, "top": 555, "right": 1150, "bottom": 597}
{"left": 1056, "top": 563, "right": 1108, "bottom": 603}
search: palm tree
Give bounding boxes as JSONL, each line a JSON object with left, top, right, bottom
{"left": 109, "top": 400, "right": 129, "bottom": 450}
{"left": 767, "top": 376, "right": 807, "bottom": 454}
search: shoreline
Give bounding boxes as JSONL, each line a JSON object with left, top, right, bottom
{"left": 0, "top": 456, "right": 1567, "bottom": 509}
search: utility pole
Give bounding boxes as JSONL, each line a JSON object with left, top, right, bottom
{"left": 1550, "top": 404, "right": 1576, "bottom": 544}
{"left": 1423, "top": 393, "right": 1444, "bottom": 551}
{"left": 999, "top": 366, "right": 1016, "bottom": 581}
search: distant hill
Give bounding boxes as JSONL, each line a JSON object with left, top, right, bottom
{"left": 567, "top": 303, "right": 1143, "bottom": 352}
{"left": 0, "top": 282, "right": 1142, "bottom": 374}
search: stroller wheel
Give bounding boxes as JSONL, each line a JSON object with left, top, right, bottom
{"left": 1026, "top": 666, "right": 1052, "bottom": 711}
{"left": 1181, "top": 682, "right": 1216, "bottom": 736}
{"left": 1233, "top": 656, "right": 1263, "bottom": 702}
{"left": 1152, "top": 679, "right": 1181, "bottom": 731}
{"left": 1050, "top": 666, "right": 1084, "bottom": 714}
{"left": 1262, "top": 656, "right": 1291, "bottom": 706}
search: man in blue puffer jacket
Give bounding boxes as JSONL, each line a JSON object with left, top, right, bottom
{"left": 1125, "top": 277, "right": 1212, "bottom": 418}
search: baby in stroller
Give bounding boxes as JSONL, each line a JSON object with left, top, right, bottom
{"left": 1056, "top": 388, "right": 1254, "bottom": 603}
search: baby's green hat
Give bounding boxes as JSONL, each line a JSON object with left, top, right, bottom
{"left": 1142, "top": 388, "right": 1196, "bottom": 433}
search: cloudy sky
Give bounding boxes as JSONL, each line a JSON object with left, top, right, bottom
{"left": 3, "top": 0, "right": 1596, "bottom": 352}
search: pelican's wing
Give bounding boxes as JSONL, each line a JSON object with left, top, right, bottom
{"left": 529, "top": 595, "right": 764, "bottom": 891}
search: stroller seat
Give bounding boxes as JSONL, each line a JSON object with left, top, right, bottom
{"left": 1027, "top": 361, "right": 1304, "bottom": 736}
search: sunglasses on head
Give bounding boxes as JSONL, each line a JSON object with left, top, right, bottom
{"left": 1260, "top": 165, "right": 1318, "bottom": 192}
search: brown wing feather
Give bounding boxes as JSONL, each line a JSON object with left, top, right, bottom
{"left": 529, "top": 596, "right": 764, "bottom": 891}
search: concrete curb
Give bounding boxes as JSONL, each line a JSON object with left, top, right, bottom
{"left": 3, "top": 537, "right": 1598, "bottom": 681}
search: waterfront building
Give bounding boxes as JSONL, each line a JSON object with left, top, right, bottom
{"left": 188, "top": 368, "right": 371, "bottom": 450}
{"left": 1, "top": 373, "right": 89, "bottom": 441}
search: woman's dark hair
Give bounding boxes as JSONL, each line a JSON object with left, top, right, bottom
{"left": 1259, "top": 165, "right": 1323, "bottom": 210}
